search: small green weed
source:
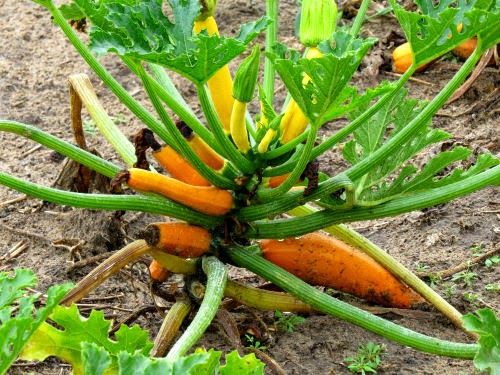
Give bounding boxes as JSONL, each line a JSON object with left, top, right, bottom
{"left": 484, "top": 255, "right": 499, "bottom": 268}
{"left": 469, "top": 243, "right": 485, "bottom": 256}
{"left": 442, "top": 283, "right": 457, "bottom": 299}
{"left": 484, "top": 283, "right": 500, "bottom": 291}
{"left": 413, "top": 261, "right": 430, "bottom": 273}
{"left": 275, "top": 311, "right": 305, "bottom": 332}
{"left": 452, "top": 269, "right": 478, "bottom": 287}
{"left": 344, "top": 342, "right": 386, "bottom": 374}
{"left": 245, "top": 334, "right": 267, "bottom": 351}
{"left": 428, "top": 272, "right": 442, "bottom": 288}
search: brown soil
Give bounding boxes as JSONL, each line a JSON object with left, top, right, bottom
{"left": 1, "top": 1, "right": 499, "bottom": 374}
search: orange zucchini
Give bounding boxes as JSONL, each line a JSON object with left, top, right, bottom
{"left": 260, "top": 232, "right": 425, "bottom": 308}
{"left": 144, "top": 222, "right": 211, "bottom": 258}
{"left": 392, "top": 42, "right": 432, "bottom": 73}
{"left": 149, "top": 259, "right": 170, "bottom": 281}
{"left": 115, "top": 168, "right": 233, "bottom": 216}
{"left": 187, "top": 134, "right": 225, "bottom": 170}
{"left": 153, "top": 145, "right": 211, "bottom": 186}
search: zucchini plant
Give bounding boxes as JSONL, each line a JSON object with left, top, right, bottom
{"left": 1, "top": 0, "right": 499, "bottom": 373}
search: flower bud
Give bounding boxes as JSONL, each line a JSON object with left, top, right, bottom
{"left": 300, "top": 0, "right": 338, "bottom": 47}
{"left": 232, "top": 44, "right": 261, "bottom": 103}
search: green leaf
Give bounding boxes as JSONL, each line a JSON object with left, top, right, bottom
{"left": 20, "top": 304, "right": 153, "bottom": 375}
{"left": 220, "top": 351, "right": 265, "bottom": 375}
{"left": 390, "top": 0, "right": 500, "bottom": 66}
{"left": 59, "top": 3, "right": 86, "bottom": 20}
{"left": 0, "top": 269, "right": 37, "bottom": 308}
{"left": 0, "top": 269, "right": 72, "bottom": 374}
{"left": 82, "top": 342, "right": 111, "bottom": 375}
{"left": 73, "top": 0, "right": 267, "bottom": 83}
{"left": 462, "top": 308, "right": 500, "bottom": 374}
{"left": 342, "top": 88, "right": 499, "bottom": 204}
{"left": 268, "top": 32, "right": 376, "bottom": 126}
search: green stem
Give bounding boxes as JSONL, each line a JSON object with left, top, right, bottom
{"left": 197, "top": 84, "right": 255, "bottom": 174}
{"left": 349, "top": 0, "right": 371, "bottom": 38}
{"left": 44, "top": 1, "right": 172, "bottom": 146}
{"left": 237, "top": 173, "right": 353, "bottom": 222}
{"left": 288, "top": 206, "right": 469, "bottom": 334}
{"left": 0, "top": 172, "right": 222, "bottom": 228}
{"left": 166, "top": 256, "right": 227, "bottom": 360}
{"left": 263, "top": 0, "right": 278, "bottom": 103}
{"left": 0, "top": 120, "right": 120, "bottom": 178}
{"left": 142, "top": 63, "right": 225, "bottom": 157}
{"left": 134, "top": 61, "right": 237, "bottom": 190}
{"left": 245, "top": 165, "right": 499, "bottom": 238}
{"left": 263, "top": 70, "right": 414, "bottom": 177}
{"left": 227, "top": 246, "right": 479, "bottom": 358}
{"left": 257, "top": 127, "right": 318, "bottom": 201}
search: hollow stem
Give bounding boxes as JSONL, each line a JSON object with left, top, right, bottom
{"left": 224, "top": 280, "right": 315, "bottom": 312}
{"left": 151, "top": 299, "right": 192, "bottom": 357}
{"left": 0, "top": 173, "right": 222, "bottom": 228}
{"left": 166, "top": 256, "right": 228, "bottom": 360}
{"left": 226, "top": 246, "right": 479, "bottom": 358}
{"left": 245, "top": 165, "right": 499, "bottom": 238}
{"left": 0, "top": 121, "right": 121, "bottom": 178}
{"left": 60, "top": 240, "right": 151, "bottom": 306}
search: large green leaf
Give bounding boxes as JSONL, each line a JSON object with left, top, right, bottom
{"left": 268, "top": 32, "right": 377, "bottom": 127}
{"left": 463, "top": 309, "right": 500, "bottom": 374}
{"left": 0, "top": 269, "right": 72, "bottom": 375}
{"left": 71, "top": 0, "right": 267, "bottom": 83}
{"left": 20, "top": 304, "right": 153, "bottom": 375}
{"left": 390, "top": 0, "right": 500, "bottom": 66}
{"left": 342, "top": 88, "right": 499, "bottom": 204}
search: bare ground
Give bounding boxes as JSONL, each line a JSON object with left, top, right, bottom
{"left": 0, "top": 1, "right": 499, "bottom": 374}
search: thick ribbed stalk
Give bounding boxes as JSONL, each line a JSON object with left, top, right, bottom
{"left": 237, "top": 173, "right": 353, "bottom": 222}
{"left": 43, "top": 1, "right": 172, "bottom": 145}
{"left": 60, "top": 240, "right": 152, "bottom": 306}
{"left": 246, "top": 165, "right": 499, "bottom": 238}
{"left": 227, "top": 246, "right": 479, "bottom": 358}
{"left": 0, "top": 172, "right": 222, "bottom": 228}
{"left": 151, "top": 299, "right": 192, "bottom": 357}
{"left": 0, "top": 121, "right": 120, "bottom": 178}
{"left": 224, "top": 280, "right": 315, "bottom": 312}
{"left": 349, "top": 0, "right": 371, "bottom": 38}
{"left": 263, "top": 0, "right": 278, "bottom": 103}
{"left": 166, "top": 256, "right": 228, "bottom": 360}
{"left": 133, "top": 61, "right": 237, "bottom": 190}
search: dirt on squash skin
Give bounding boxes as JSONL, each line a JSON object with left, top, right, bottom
{"left": 0, "top": 1, "right": 498, "bottom": 374}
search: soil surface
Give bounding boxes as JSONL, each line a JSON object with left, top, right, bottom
{"left": 1, "top": 1, "right": 499, "bottom": 374}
